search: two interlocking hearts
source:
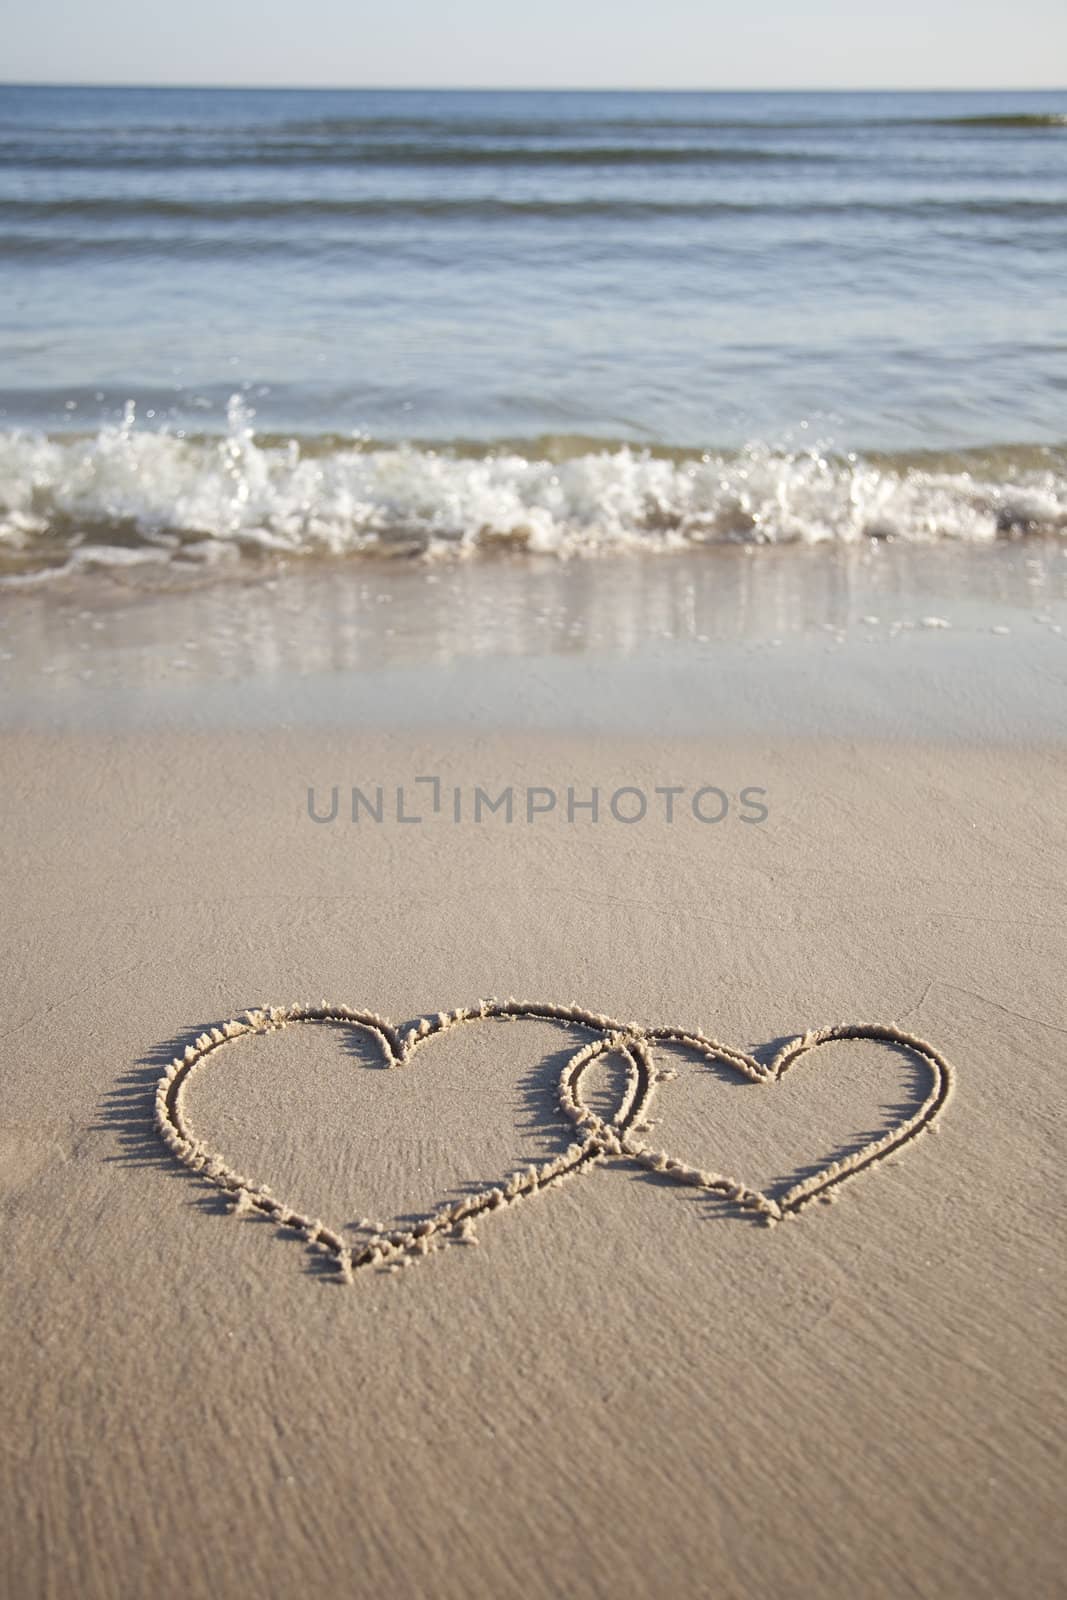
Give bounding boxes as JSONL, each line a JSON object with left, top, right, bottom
{"left": 154, "top": 998, "right": 953, "bottom": 1282}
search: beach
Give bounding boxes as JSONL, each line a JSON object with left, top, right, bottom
{"left": 2, "top": 81, "right": 1066, "bottom": 1599}
{"left": 1, "top": 541, "right": 1064, "bottom": 1599}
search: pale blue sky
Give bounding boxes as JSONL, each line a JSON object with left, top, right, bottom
{"left": 3, "top": 0, "right": 1066, "bottom": 89}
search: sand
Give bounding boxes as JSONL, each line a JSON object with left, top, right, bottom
{"left": 1, "top": 546, "right": 1065, "bottom": 1599}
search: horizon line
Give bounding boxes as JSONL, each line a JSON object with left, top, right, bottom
{"left": 2, "top": 80, "right": 1066, "bottom": 94}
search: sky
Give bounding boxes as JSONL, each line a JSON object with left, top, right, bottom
{"left": 3, "top": 0, "right": 1066, "bottom": 90}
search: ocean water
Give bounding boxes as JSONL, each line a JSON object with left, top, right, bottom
{"left": 1, "top": 85, "right": 1066, "bottom": 578}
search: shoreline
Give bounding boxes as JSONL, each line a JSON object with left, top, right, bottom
{"left": 3, "top": 425, "right": 1066, "bottom": 578}
{"left": 1, "top": 540, "right": 1064, "bottom": 738}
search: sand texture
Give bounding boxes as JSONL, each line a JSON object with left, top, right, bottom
{"left": 1, "top": 722, "right": 1064, "bottom": 1599}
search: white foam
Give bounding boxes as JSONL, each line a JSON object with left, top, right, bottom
{"left": 1, "top": 398, "right": 1064, "bottom": 582}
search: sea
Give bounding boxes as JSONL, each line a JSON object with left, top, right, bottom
{"left": 1, "top": 85, "right": 1065, "bottom": 580}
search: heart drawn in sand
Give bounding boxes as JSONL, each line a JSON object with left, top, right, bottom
{"left": 153, "top": 1001, "right": 953, "bottom": 1283}
{"left": 155, "top": 999, "right": 650, "bottom": 1282}
{"left": 564, "top": 1022, "right": 954, "bottom": 1225}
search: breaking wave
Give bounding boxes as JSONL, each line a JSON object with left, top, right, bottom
{"left": 1, "top": 400, "right": 1064, "bottom": 583}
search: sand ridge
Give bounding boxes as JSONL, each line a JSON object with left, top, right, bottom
{"left": 155, "top": 999, "right": 954, "bottom": 1281}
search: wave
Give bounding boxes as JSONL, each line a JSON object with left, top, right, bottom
{"left": 1, "top": 402, "right": 1064, "bottom": 583}
{"left": 933, "top": 112, "right": 1067, "bottom": 128}
{"left": 5, "top": 111, "right": 1065, "bottom": 143}
{"left": 6, "top": 195, "right": 1065, "bottom": 226}
{"left": 3, "top": 109, "right": 1062, "bottom": 175}
{"left": 0, "top": 140, "right": 827, "bottom": 171}
{"left": 277, "top": 111, "right": 1067, "bottom": 135}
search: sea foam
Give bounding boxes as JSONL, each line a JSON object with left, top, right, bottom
{"left": 1, "top": 399, "right": 1064, "bottom": 583}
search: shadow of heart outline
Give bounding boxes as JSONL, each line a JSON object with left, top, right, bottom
{"left": 567, "top": 1022, "right": 954, "bottom": 1225}
{"left": 154, "top": 998, "right": 653, "bottom": 1281}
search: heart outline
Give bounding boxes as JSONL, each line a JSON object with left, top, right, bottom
{"left": 154, "top": 999, "right": 651, "bottom": 1280}
{"left": 565, "top": 1022, "right": 955, "bottom": 1225}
